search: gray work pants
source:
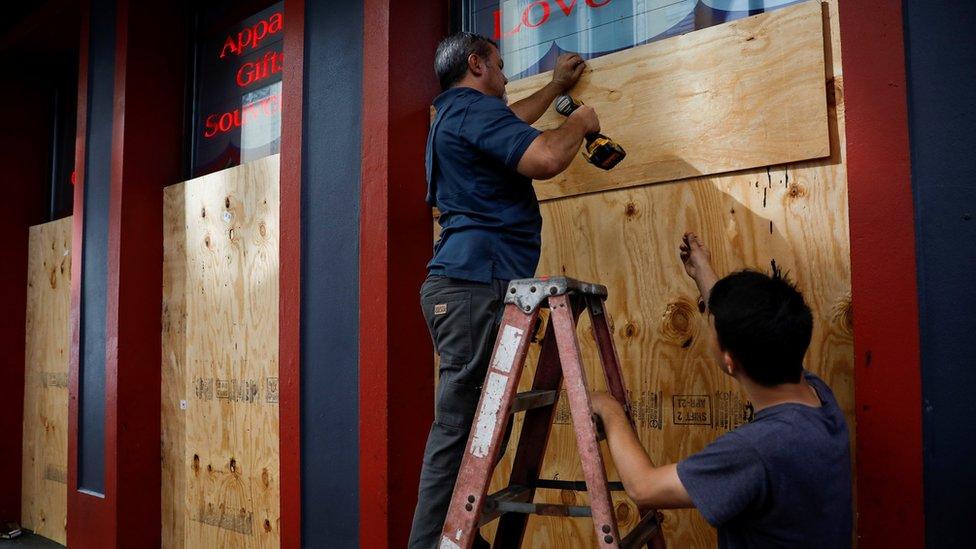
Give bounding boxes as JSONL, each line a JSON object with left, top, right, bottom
{"left": 408, "top": 275, "right": 508, "bottom": 549}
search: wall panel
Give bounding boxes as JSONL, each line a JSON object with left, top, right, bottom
{"left": 162, "top": 154, "right": 280, "bottom": 548}
{"left": 506, "top": 0, "right": 830, "bottom": 201}
{"left": 21, "top": 217, "right": 72, "bottom": 545}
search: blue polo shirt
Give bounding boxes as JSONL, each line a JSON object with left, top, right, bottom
{"left": 426, "top": 87, "right": 543, "bottom": 283}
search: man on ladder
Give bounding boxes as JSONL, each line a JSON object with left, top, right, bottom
{"left": 409, "top": 32, "right": 599, "bottom": 548}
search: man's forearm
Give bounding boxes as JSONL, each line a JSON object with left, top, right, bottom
{"left": 530, "top": 116, "right": 589, "bottom": 175}
{"left": 600, "top": 406, "right": 656, "bottom": 499}
{"left": 695, "top": 269, "right": 720, "bottom": 308}
{"left": 510, "top": 81, "right": 564, "bottom": 124}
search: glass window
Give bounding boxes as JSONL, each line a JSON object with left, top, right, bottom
{"left": 461, "top": 0, "right": 803, "bottom": 81}
{"left": 192, "top": 2, "right": 284, "bottom": 177}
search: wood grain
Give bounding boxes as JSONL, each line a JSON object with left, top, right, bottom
{"left": 21, "top": 216, "right": 71, "bottom": 545}
{"left": 162, "top": 154, "right": 280, "bottom": 548}
{"left": 162, "top": 185, "right": 187, "bottom": 548}
{"left": 506, "top": 0, "right": 830, "bottom": 201}
{"left": 461, "top": 2, "right": 854, "bottom": 546}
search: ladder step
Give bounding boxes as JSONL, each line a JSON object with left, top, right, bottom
{"left": 533, "top": 479, "right": 625, "bottom": 492}
{"left": 493, "top": 501, "right": 593, "bottom": 518}
{"left": 620, "top": 511, "right": 662, "bottom": 549}
{"left": 479, "top": 485, "right": 532, "bottom": 526}
{"left": 512, "top": 390, "right": 558, "bottom": 413}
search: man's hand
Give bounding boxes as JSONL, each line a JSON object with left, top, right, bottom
{"left": 679, "top": 232, "right": 712, "bottom": 281}
{"left": 551, "top": 53, "right": 586, "bottom": 92}
{"left": 591, "top": 391, "right": 624, "bottom": 419}
{"left": 680, "top": 231, "right": 720, "bottom": 309}
{"left": 569, "top": 104, "right": 600, "bottom": 135}
{"left": 510, "top": 53, "right": 586, "bottom": 124}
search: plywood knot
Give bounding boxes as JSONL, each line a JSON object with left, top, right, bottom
{"left": 49, "top": 268, "right": 58, "bottom": 289}
{"left": 192, "top": 454, "right": 200, "bottom": 473}
{"left": 622, "top": 322, "right": 638, "bottom": 339}
{"left": 660, "top": 299, "right": 698, "bottom": 345}
{"left": 614, "top": 501, "right": 633, "bottom": 526}
{"left": 262, "top": 467, "right": 270, "bottom": 487}
{"left": 624, "top": 202, "right": 639, "bottom": 218}
{"left": 827, "top": 77, "right": 843, "bottom": 108}
{"left": 560, "top": 489, "right": 577, "bottom": 505}
{"left": 259, "top": 221, "right": 267, "bottom": 238}
{"left": 787, "top": 183, "right": 807, "bottom": 201}
{"left": 831, "top": 294, "right": 854, "bottom": 336}
{"left": 201, "top": 207, "right": 207, "bottom": 218}
{"left": 264, "top": 518, "right": 272, "bottom": 533}
{"left": 229, "top": 457, "right": 238, "bottom": 474}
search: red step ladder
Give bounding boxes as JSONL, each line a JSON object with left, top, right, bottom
{"left": 439, "top": 277, "right": 666, "bottom": 549}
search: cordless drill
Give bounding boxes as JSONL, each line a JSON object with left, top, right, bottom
{"left": 554, "top": 95, "right": 626, "bottom": 170}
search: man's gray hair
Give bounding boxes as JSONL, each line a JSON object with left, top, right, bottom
{"left": 434, "top": 32, "right": 498, "bottom": 91}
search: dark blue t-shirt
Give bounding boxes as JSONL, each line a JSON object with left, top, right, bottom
{"left": 677, "top": 372, "right": 852, "bottom": 548}
{"left": 425, "top": 87, "right": 543, "bottom": 283}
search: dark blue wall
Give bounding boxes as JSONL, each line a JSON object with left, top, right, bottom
{"left": 903, "top": 1, "right": 976, "bottom": 546}
{"left": 300, "top": 0, "right": 362, "bottom": 546}
{"left": 77, "top": 0, "right": 116, "bottom": 495}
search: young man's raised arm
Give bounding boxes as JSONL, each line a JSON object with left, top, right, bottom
{"left": 591, "top": 393, "right": 694, "bottom": 509}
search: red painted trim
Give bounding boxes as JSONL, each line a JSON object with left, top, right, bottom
{"left": 279, "top": 0, "right": 304, "bottom": 546}
{"left": 68, "top": 1, "right": 187, "bottom": 545}
{"left": 837, "top": 2, "right": 925, "bottom": 547}
{"left": 359, "top": 1, "right": 448, "bottom": 546}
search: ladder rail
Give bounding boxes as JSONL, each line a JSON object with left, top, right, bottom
{"left": 439, "top": 305, "right": 539, "bottom": 549}
{"left": 550, "top": 293, "right": 622, "bottom": 547}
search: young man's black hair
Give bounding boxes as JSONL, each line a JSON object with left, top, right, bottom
{"left": 708, "top": 270, "right": 814, "bottom": 386}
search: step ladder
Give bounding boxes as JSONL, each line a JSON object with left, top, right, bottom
{"left": 439, "top": 277, "right": 666, "bottom": 549}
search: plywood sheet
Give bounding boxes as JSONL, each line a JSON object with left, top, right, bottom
{"left": 506, "top": 0, "right": 830, "bottom": 201}
{"left": 21, "top": 216, "right": 72, "bottom": 545}
{"left": 162, "top": 154, "right": 280, "bottom": 548}
{"left": 450, "top": 1, "right": 853, "bottom": 546}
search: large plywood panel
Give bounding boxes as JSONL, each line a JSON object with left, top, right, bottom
{"left": 448, "top": 1, "right": 853, "bottom": 546}
{"left": 162, "top": 154, "right": 280, "bottom": 548}
{"left": 506, "top": 1, "right": 829, "bottom": 201}
{"left": 21, "top": 216, "right": 72, "bottom": 545}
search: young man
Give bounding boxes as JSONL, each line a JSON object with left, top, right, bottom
{"left": 591, "top": 232, "right": 853, "bottom": 548}
{"left": 410, "top": 33, "right": 601, "bottom": 548}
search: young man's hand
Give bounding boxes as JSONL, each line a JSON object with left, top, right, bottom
{"left": 590, "top": 391, "right": 624, "bottom": 418}
{"left": 551, "top": 53, "right": 586, "bottom": 92}
{"left": 679, "top": 231, "right": 712, "bottom": 281}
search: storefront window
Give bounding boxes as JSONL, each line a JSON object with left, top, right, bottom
{"left": 461, "top": 0, "right": 802, "bottom": 81}
{"left": 192, "top": 2, "right": 283, "bottom": 177}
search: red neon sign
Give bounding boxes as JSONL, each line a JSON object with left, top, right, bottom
{"left": 219, "top": 11, "right": 283, "bottom": 58}
{"left": 203, "top": 93, "right": 282, "bottom": 139}
{"left": 493, "top": 0, "right": 612, "bottom": 39}
{"left": 236, "top": 50, "right": 284, "bottom": 88}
